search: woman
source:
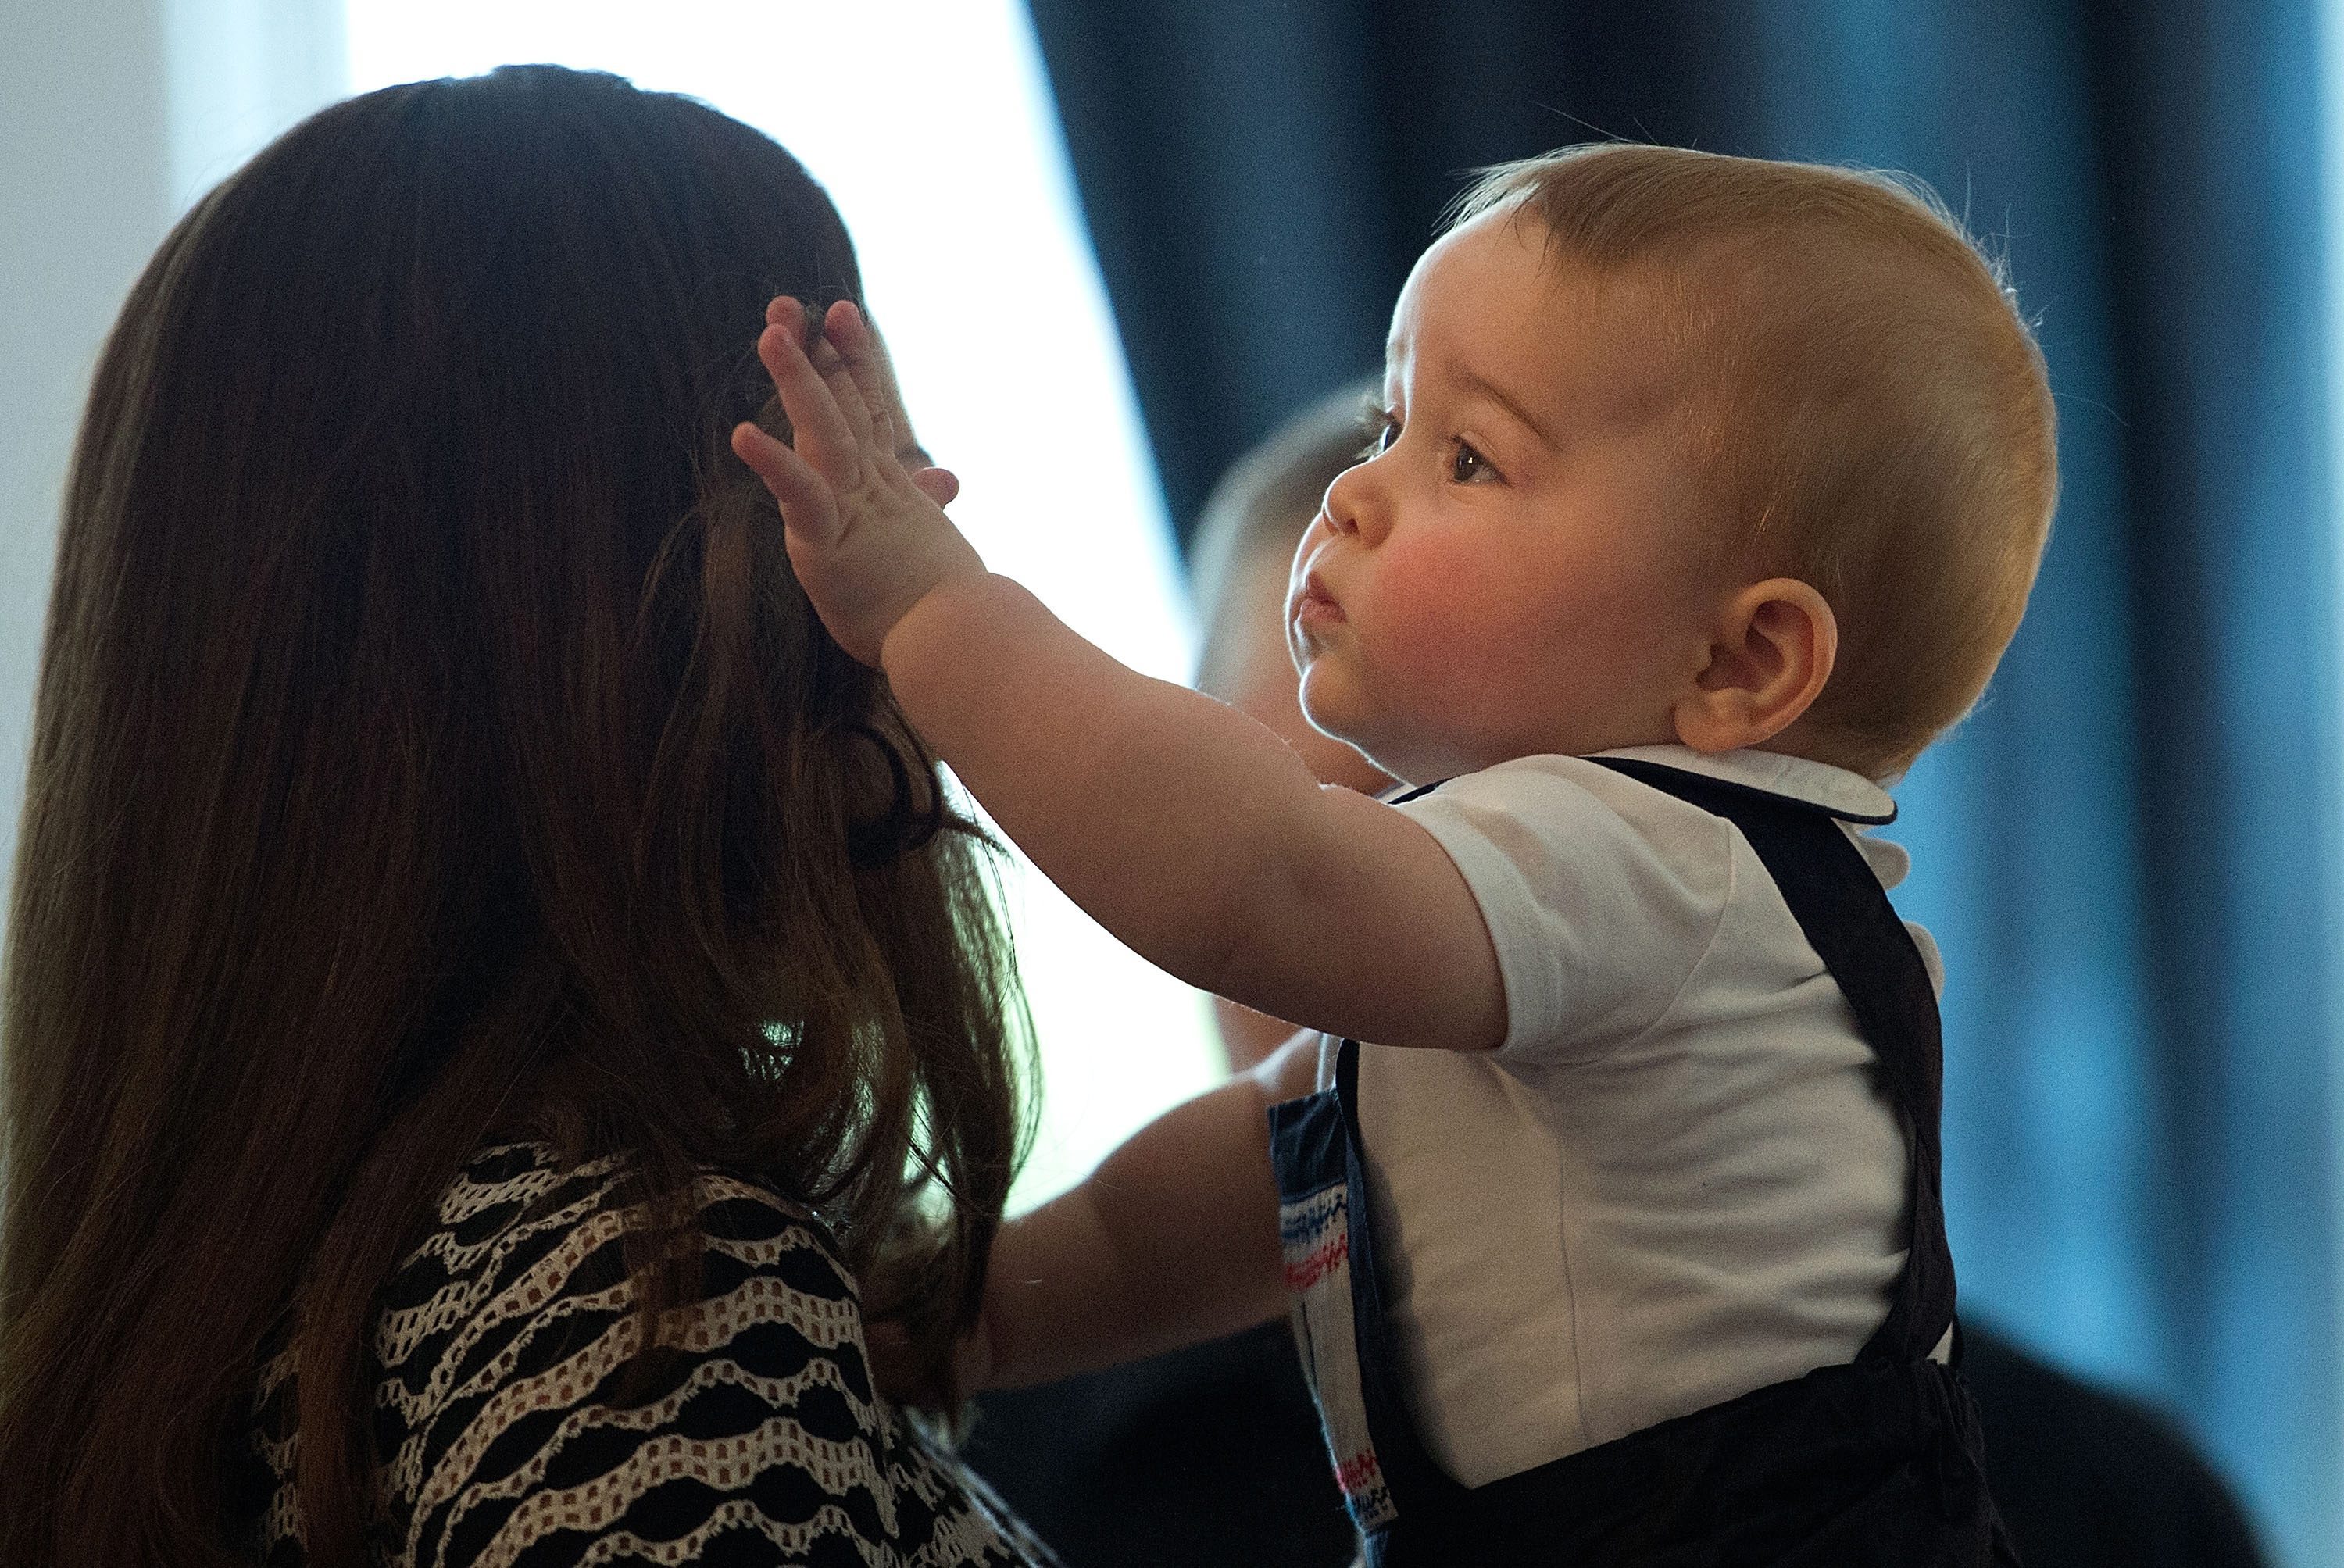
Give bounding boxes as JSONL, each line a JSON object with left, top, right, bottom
{"left": 0, "top": 66, "right": 1052, "bottom": 1566}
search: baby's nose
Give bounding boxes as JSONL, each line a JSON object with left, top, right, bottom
{"left": 1322, "top": 468, "right": 1370, "bottom": 537}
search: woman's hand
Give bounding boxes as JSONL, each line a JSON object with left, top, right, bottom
{"left": 731, "top": 296, "right": 984, "bottom": 666}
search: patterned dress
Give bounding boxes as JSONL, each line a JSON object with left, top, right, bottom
{"left": 243, "top": 1143, "right": 1059, "bottom": 1567}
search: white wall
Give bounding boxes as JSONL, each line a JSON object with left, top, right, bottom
{"left": 0, "top": 0, "right": 174, "bottom": 910}
{"left": 162, "top": 0, "right": 345, "bottom": 210}
{"left": 0, "top": 0, "right": 343, "bottom": 930}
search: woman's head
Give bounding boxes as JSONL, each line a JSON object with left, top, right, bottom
{"left": 2, "top": 66, "right": 1024, "bottom": 1566}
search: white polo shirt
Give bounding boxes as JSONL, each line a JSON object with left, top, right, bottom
{"left": 1335, "top": 744, "right": 1938, "bottom": 1488}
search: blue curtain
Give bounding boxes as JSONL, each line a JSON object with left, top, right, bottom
{"left": 1026, "top": 2, "right": 2342, "bottom": 1561}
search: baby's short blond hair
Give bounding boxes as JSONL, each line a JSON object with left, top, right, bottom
{"left": 1454, "top": 145, "right": 2057, "bottom": 778}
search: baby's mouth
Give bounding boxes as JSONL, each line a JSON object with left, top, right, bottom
{"left": 1293, "top": 573, "right": 1344, "bottom": 627}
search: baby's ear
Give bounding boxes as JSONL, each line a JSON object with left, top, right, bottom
{"left": 1673, "top": 580, "right": 1838, "bottom": 754}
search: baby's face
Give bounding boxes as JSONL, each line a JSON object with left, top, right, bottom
{"left": 1285, "top": 209, "right": 1733, "bottom": 784}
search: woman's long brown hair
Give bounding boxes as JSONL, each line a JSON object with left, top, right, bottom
{"left": 0, "top": 66, "right": 1028, "bottom": 1566}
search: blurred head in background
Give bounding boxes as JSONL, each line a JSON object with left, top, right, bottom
{"left": 1189, "top": 379, "right": 1395, "bottom": 1070}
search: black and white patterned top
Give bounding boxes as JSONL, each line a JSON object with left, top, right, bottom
{"left": 243, "top": 1142, "right": 1059, "bottom": 1567}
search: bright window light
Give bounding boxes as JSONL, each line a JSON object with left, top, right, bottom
{"left": 348, "top": 1, "right": 1220, "bottom": 1209}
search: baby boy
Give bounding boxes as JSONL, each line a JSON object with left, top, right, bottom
{"left": 734, "top": 142, "right": 2051, "bottom": 1565}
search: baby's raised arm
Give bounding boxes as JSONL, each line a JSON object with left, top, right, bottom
{"left": 732, "top": 299, "right": 1504, "bottom": 1054}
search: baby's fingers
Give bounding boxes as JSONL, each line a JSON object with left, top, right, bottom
{"left": 756, "top": 320, "right": 866, "bottom": 485}
{"left": 910, "top": 466, "right": 961, "bottom": 507}
{"left": 820, "top": 302, "right": 901, "bottom": 458}
{"left": 801, "top": 306, "right": 887, "bottom": 459}
{"left": 731, "top": 421, "right": 841, "bottom": 548}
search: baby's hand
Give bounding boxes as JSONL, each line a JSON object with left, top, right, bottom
{"left": 730, "top": 297, "right": 983, "bottom": 666}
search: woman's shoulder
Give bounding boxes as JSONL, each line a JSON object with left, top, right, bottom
{"left": 248, "top": 1141, "right": 1056, "bottom": 1568}
{"left": 370, "top": 1139, "right": 859, "bottom": 1376}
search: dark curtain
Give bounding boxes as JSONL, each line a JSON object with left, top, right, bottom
{"left": 1024, "top": 2, "right": 2341, "bottom": 1562}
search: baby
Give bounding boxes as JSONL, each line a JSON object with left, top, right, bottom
{"left": 734, "top": 143, "right": 2051, "bottom": 1564}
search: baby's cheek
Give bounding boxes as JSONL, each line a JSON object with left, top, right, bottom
{"left": 1370, "top": 545, "right": 1521, "bottom": 681}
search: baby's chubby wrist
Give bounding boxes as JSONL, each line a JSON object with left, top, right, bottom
{"left": 877, "top": 570, "right": 1039, "bottom": 685}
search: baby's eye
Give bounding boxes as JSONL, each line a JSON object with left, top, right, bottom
{"left": 1449, "top": 439, "right": 1495, "bottom": 484}
{"left": 1360, "top": 409, "right": 1400, "bottom": 460}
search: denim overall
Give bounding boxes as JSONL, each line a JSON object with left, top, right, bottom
{"left": 1267, "top": 758, "right": 2017, "bottom": 1566}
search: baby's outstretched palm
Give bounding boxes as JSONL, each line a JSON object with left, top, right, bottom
{"left": 731, "top": 297, "right": 981, "bottom": 666}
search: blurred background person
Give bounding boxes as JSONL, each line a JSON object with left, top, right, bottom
{"left": 1185, "top": 389, "right": 1403, "bottom": 1068}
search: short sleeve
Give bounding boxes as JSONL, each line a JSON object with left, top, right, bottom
{"left": 1392, "top": 756, "right": 1735, "bottom": 1064}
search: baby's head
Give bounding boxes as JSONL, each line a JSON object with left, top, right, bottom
{"left": 1288, "top": 143, "right": 2055, "bottom": 784}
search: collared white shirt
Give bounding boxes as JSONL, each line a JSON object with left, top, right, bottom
{"left": 1335, "top": 744, "right": 1938, "bottom": 1488}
